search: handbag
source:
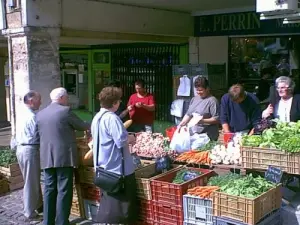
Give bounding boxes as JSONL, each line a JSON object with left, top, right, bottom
{"left": 93, "top": 112, "right": 125, "bottom": 194}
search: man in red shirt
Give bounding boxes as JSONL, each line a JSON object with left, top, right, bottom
{"left": 127, "top": 80, "right": 155, "bottom": 132}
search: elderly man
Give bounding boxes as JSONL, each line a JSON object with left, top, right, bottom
{"left": 16, "top": 91, "right": 43, "bottom": 220}
{"left": 37, "top": 87, "right": 90, "bottom": 225}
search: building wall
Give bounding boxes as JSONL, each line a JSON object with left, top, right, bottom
{"left": 21, "top": 0, "right": 193, "bottom": 37}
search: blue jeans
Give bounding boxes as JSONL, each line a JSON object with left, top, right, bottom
{"left": 43, "top": 167, "right": 73, "bottom": 225}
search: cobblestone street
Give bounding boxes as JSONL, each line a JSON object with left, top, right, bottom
{"left": 0, "top": 188, "right": 94, "bottom": 225}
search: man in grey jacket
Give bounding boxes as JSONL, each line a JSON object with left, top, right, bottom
{"left": 37, "top": 87, "right": 90, "bottom": 225}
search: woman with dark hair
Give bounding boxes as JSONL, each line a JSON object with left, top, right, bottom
{"left": 178, "top": 77, "right": 220, "bottom": 141}
{"left": 91, "top": 87, "right": 138, "bottom": 224}
{"left": 107, "top": 80, "right": 129, "bottom": 122}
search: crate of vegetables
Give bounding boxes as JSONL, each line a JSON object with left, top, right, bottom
{"left": 150, "top": 167, "right": 216, "bottom": 207}
{"left": 135, "top": 163, "right": 182, "bottom": 200}
{"left": 241, "top": 146, "right": 300, "bottom": 174}
{"left": 241, "top": 121, "right": 300, "bottom": 174}
{"left": 211, "top": 174, "right": 281, "bottom": 225}
{"left": 0, "top": 149, "right": 24, "bottom": 191}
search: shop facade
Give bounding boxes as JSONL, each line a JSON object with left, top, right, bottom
{"left": 192, "top": 10, "right": 300, "bottom": 92}
{"left": 59, "top": 44, "right": 188, "bottom": 122}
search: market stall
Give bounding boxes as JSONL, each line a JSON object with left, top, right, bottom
{"left": 73, "top": 123, "right": 288, "bottom": 225}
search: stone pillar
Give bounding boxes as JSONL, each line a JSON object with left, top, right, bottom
{"left": 189, "top": 37, "right": 199, "bottom": 64}
{"left": 0, "top": 57, "right": 7, "bottom": 121}
{"left": 5, "top": 27, "right": 61, "bottom": 135}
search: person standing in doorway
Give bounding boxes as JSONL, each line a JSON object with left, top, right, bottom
{"left": 127, "top": 79, "right": 155, "bottom": 133}
{"left": 37, "top": 87, "right": 90, "bottom": 225}
{"left": 16, "top": 91, "right": 43, "bottom": 221}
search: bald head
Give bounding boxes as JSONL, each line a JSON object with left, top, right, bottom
{"left": 50, "top": 87, "right": 68, "bottom": 106}
{"left": 23, "top": 90, "right": 41, "bottom": 110}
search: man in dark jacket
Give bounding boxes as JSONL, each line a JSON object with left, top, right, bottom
{"left": 37, "top": 87, "right": 90, "bottom": 225}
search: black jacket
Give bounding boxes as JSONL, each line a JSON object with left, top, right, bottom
{"left": 270, "top": 94, "right": 300, "bottom": 122}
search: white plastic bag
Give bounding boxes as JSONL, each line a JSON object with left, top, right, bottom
{"left": 190, "top": 133, "right": 210, "bottom": 150}
{"left": 169, "top": 126, "right": 191, "bottom": 153}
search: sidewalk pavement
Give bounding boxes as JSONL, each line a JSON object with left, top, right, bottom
{"left": 0, "top": 188, "right": 95, "bottom": 225}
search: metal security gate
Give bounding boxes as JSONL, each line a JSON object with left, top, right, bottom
{"left": 111, "top": 44, "right": 181, "bottom": 121}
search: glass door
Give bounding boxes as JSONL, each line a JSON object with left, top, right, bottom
{"left": 92, "top": 68, "right": 111, "bottom": 114}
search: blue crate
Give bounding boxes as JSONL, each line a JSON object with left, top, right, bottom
{"left": 213, "top": 209, "right": 281, "bottom": 225}
{"left": 191, "top": 64, "right": 208, "bottom": 76}
{"left": 173, "top": 64, "right": 190, "bottom": 76}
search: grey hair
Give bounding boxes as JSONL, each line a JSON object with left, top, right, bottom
{"left": 276, "top": 76, "right": 295, "bottom": 93}
{"left": 50, "top": 87, "right": 67, "bottom": 101}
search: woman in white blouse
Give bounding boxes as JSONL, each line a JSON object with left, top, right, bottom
{"left": 262, "top": 76, "right": 300, "bottom": 122}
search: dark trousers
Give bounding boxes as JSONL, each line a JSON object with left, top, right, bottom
{"left": 43, "top": 167, "right": 73, "bottom": 225}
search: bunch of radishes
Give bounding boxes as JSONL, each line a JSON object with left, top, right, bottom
{"left": 131, "top": 132, "right": 175, "bottom": 158}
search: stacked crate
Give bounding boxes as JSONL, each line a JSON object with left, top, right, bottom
{"left": 0, "top": 163, "right": 24, "bottom": 191}
{"left": 150, "top": 167, "right": 216, "bottom": 225}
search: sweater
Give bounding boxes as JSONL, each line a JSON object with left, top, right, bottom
{"left": 220, "top": 93, "right": 262, "bottom": 132}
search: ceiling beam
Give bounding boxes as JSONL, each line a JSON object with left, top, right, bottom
{"left": 61, "top": 28, "right": 189, "bottom": 44}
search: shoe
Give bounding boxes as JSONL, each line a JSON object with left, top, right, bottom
{"left": 36, "top": 205, "right": 43, "bottom": 214}
{"left": 25, "top": 213, "right": 43, "bottom": 222}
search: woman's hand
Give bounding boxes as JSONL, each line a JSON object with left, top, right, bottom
{"left": 262, "top": 104, "right": 273, "bottom": 118}
{"left": 128, "top": 134, "right": 136, "bottom": 145}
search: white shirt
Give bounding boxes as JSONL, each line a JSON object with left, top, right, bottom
{"left": 16, "top": 106, "right": 39, "bottom": 145}
{"left": 276, "top": 97, "right": 293, "bottom": 122}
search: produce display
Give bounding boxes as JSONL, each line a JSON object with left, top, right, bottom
{"left": 176, "top": 150, "right": 211, "bottom": 164}
{"left": 172, "top": 169, "right": 202, "bottom": 184}
{"left": 0, "top": 149, "right": 17, "bottom": 167}
{"left": 187, "top": 186, "right": 219, "bottom": 198}
{"left": 208, "top": 173, "right": 275, "bottom": 198}
{"left": 131, "top": 132, "right": 176, "bottom": 158}
{"left": 242, "top": 120, "right": 300, "bottom": 152}
{"left": 210, "top": 143, "right": 241, "bottom": 165}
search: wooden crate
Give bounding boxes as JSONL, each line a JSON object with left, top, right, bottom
{"left": 212, "top": 185, "right": 282, "bottom": 225}
{"left": 78, "top": 166, "right": 94, "bottom": 184}
{"left": 0, "top": 163, "right": 24, "bottom": 191}
{"left": 135, "top": 164, "right": 182, "bottom": 200}
{"left": 71, "top": 183, "right": 85, "bottom": 218}
{"left": 242, "top": 146, "right": 300, "bottom": 174}
{"left": 0, "top": 163, "right": 22, "bottom": 177}
{"left": 0, "top": 178, "right": 9, "bottom": 195}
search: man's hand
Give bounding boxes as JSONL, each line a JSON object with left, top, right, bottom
{"left": 127, "top": 105, "right": 134, "bottom": 111}
{"left": 135, "top": 102, "right": 142, "bottom": 108}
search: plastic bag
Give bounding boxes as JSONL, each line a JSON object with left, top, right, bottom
{"left": 169, "top": 127, "right": 191, "bottom": 153}
{"left": 177, "top": 75, "right": 191, "bottom": 97}
{"left": 190, "top": 133, "right": 210, "bottom": 150}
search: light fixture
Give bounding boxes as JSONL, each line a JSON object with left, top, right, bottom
{"left": 260, "top": 12, "right": 300, "bottom": 20}
{"left": 283, "top": 17, "right": 300, "bottom": 24}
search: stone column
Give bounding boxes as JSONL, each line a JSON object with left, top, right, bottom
{"left": 5, "top": 27, "right": 61, "bottom": 135}
{"left": 0, "top": 57, "right": 7, "bottom": 121}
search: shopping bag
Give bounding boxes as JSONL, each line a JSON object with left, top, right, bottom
{"left": 169, "top": 126, "right": 191, "bottom": 153}
{"left": 190, "top": 133, "right": 210, "bottom": 149}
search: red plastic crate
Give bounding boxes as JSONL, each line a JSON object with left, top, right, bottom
{"left": 81, "top": 183, "right": 101, "bottom": 202}
{"left": 139, "top": 199, "right": 153, "bottom": 223}
{"left": 152, "top": 202, "right": 183, "bottom": 225}
{"left": 150, "top": 167, "right": 216, "bottom": 207}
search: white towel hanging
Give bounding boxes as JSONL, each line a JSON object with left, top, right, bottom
{"left": 177, "top": 75, "right": 191, "bottom": 97}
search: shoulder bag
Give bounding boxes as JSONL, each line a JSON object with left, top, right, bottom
{"left": 93, "top": 111, "right": 125, "bottom": 194}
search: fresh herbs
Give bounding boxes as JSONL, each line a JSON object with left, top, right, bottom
{"left": 242, "top": 120, "right": 300, "bottom": 152}
{"left": 0, "top": 149, "right": 18, "bottom": 167}
{"left": 208, "top": 173, "right": 275, "bottom": 198}
{"left": 196, "top": 141, "right": 219, "bottom": 151}
{"left": 172, "top": 169, "right": 202, "bottom": 184}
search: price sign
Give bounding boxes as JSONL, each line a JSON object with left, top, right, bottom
{"left": 195, "top": 205, "right": 206, "bottom": 220}
{"left": 265, "top": 166, "right": 283, "bottom": 184}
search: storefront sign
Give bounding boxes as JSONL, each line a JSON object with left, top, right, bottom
{"left": 194, "top": 11, "right": 300, "bottom": 36}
